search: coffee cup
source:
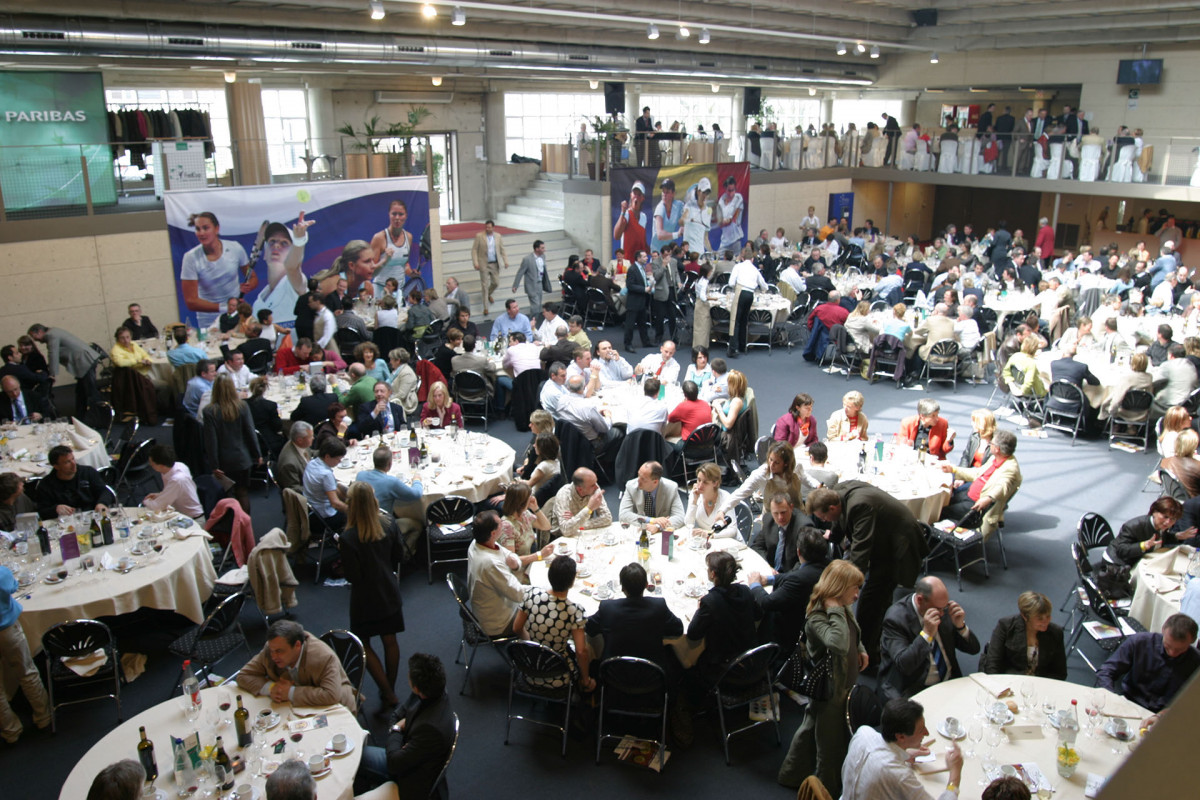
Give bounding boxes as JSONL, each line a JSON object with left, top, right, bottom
{"left": 235, "top": 785, "right": 253, "bottom": 800}
{"left": 331, "top": 733, "right": 347, "bottom": 753}
{"left": 308, "top": 754, "right": 325, "bottom": 773}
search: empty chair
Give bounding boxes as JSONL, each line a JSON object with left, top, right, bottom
{"left": 425, "top": 495, "right": 474, "bottom": 584}
{"left": 166, "top": 591, "right": 252, "bottom": 694}
{"left": 937, "top": 139, "right": 958, "bottom": 174}
{"left": 921, "top": 339, "right": 959, "bottom": 390}
{"left": 452, "top": 370, "right": 490, "bottom": 431}
{"left": 595, "top": 656, "right": 669, "bottom": 768}
{"left": 709, "top": 642, "right": 780, "bottom": 764}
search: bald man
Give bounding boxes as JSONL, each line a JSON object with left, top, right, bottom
{"left": 0, "top": 376, "right": 50, "bottom": 424}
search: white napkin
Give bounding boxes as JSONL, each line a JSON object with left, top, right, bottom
{"left": 174, "top": 527, "right": 212, "bottom": 541}
{"left": 218, "top": 566, "right": 249, "bottom": 585}
{"left": 69, "top": 431, "right": 90, "bottom": 450}
{"left": 100, "top": 551, "right": 117, "bottom": 570}
{"left": 62, "top": 648, "right": 109, "bottom": 677}
{"left": 968, "top": 672, "right": 1013, "bottom": 698}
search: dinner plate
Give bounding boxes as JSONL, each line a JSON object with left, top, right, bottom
{"left": 325, "top": 738, "right": 356, "bottom": 757}
{"left": 937, "top": 719, "right": 966, "bottom": 740}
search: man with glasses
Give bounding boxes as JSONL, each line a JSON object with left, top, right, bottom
{"left": 877, "top": 576, "right": 980, "bottom": 700}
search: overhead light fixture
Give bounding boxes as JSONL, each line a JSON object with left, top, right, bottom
{"left": 452, "top": 6, "right": 465, "bottom": 25}
{"left": 224, "top": 71, "right": 236, "bottom": 83}
{"left": 431, "top": 76, "right": 443, "bottom": 86}
{"left": 855, "top": 42, "right": 866, "bottom": 53}
{"left": 711, "top": 83, "right": 719, "bottom": 93}
{"left": 699, "top": 28, "right": 710, "bottom": 45}
{"left": 421, "top": 3, "right": 437, "bottom": 18}
{"left": 369, "top": 1, "right": 385, "bottom": 20}
{"left": 836, "top": 41, "right": 847, "bottom": 55}
{"left": 870, "top": 45, "right": 880, "bottom": 59}
{"left": 969, "top": 87, "right": 987, "bottom": 93}
{"left": 677, "top": 25, "right": 690, "bottom": 40}
{"left": 1018, "top": 86, "right": 1037, "bottom": 92}
{"left": 647, "top": 23, "right": 659, "bottom": 40}
{"left": 930, "top": 52, "right": 939, "bottom": 64}
{"left": 808, "top": 87, "right": 817, "bottom": 96}
{"left": 588, "top": 79, "right": 599, "bottom": 90}
{"left": 924, "top": 87, "right": 945, "bottom": 93}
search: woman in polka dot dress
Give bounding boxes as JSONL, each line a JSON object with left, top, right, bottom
{"left": 514, "top": 556, "right": 595, "bottom": 691}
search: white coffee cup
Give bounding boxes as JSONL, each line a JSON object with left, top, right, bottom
{"left": 235, "top": 785, "right": 253, "bottom": 800}
{"left": 331, "top": 733, "right": 347, "bottom": 753}
{"left": 308, "top": 754, "right": 325, "bottom": 773}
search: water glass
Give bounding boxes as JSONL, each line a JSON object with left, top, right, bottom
{"left": 965, "top": 722, "right": 983, "bottom": 758}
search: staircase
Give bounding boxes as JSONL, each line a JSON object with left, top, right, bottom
{"left": 494, "top": 173, "right": 565, "bottom": 233}
{"left": 440, "top": 229, "right": 580, "bottom": 319}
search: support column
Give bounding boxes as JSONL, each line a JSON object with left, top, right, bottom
{"left": 226, "top": 80, "right": 270, "bottom": 186}
{"left": 822, "top": 97, "right": 834, "bottom": 127}
{"left": 900, "top": 98, "right": 918, "bottom": 128}
{"left": 306, "top": 86, "right": 336, "bottom": 159}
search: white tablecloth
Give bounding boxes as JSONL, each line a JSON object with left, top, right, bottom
{"left": 59, "top": 687, "right": 366, "bottom": 800}
{"left": 146, "top": 339, "right": 225, "bottom": 386}
{"left": 912, "top": 675, "right": 1149, "bottom": 800}
{"left": 593, "top": 381, "right": 684, "bottom": 427}
{"left": 0, "top": 418, "right": 111, "bottom": 477}
{"left": 694, "top": 290, "right": 791, "bottom": 344}
{"left": 813, "top": 441, "right": 952, "bottom": 524}
{"left": 1035, "top": 351, "right": 1123, "bottom": 408}
{"left": 1128, "top": 546, "right": 1191, "bottom": 631}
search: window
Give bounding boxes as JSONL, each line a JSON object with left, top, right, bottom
{"left": 639, "top": 93, "right": 735, "bottom": 139}
{"left": 105, "top": 88, "right": 233, "bottom": 181}
{"left": 504, "top": 92, "right": 605, "bottom": 161}
{"left": 762, "top": 97, "right": 823, "bottom": 135}
{"left": 261, "top": 89, "right": 311, "bottom": 175}
{"left": 828, "top": 99, "right": 903, "bottom": 135}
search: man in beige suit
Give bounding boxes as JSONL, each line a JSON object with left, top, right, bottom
{"left": 907, "top": 303, "right": 958, "bottom": 380}
{"left": 616, "top": 461, "right": 685, "bottom": 531}
{"left": 237, "top": 620, "right": 358, "bottom": 713}
{"left": 940, "top": 429, "right": 1022, "bottom": 540}
{"left": 471, "top": 219, "right": 509, "bottom": 315}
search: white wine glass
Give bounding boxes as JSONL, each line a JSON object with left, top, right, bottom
{"left": 965, "top": 722, "right": 983, "bottom": 758}
{"left": 1020, "top": 681, "right": 1036, "bottom": 719}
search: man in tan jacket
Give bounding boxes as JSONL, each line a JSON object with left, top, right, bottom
{"left": 471, "top": 219, "right": 509, "bottom": 315}
{"left": 940, "top": 429, "right": 1022, "bottom": 540}
{"left": 237, "top": 620, "right": 357, "bottom": 713}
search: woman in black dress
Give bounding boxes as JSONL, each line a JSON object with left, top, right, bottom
{"left": 340, "top": 481, "right": 406, "bottom": 707}
{"left": 246, "top": 377, "right": 285, "bottom": 460}
{"left": 201, "top": 374, "right": 261, "bottom": 512}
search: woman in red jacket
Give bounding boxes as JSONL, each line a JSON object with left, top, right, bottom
{"left": 895, "top": 397, "right": 956, "bottom": 459}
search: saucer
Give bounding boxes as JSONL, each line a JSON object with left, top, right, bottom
{"left": 576, "top": 565, "right": 592, "bottom": 578}
{"left": 482, "top": 465, "right": 497, "bottom": 474}
{"left": 594, "top": 587, "right": 613, "bottom": 600}
{"left": 310, "top": 766, "right": 332, "bottom": 779}
{"left": 325, "top": 738, "right": 356, "bottom": 757}
{"left": 937, "top": 719, "right": 966, "bottom": 740}
{"left": 257, "top": 712, "right": 282, "bottom": 730}
{"left": 17, "top": 576, "right": 36, "bottom": 589}
{"left": 1104, "top": 718, "right": 1134, "bottom": 741}
{"left": 43, "top": 574, "right": 65, "bottom": 585}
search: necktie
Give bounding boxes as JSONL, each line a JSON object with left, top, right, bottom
{"left": 655, "top": 358, "right": 665, "bottom": 377}
{"left": 933, "top": 640, "right": 948, "bottom": 681}
{"left": 774, "top": 532, "right": 786, "bottom": 572}
{"left": 643, "top": 491, "right": 654, "bottom": 518}
{"left": 15, "top": 395, "right": 26, "bottom": 421}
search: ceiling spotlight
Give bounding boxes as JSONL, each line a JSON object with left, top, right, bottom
{"left": 431, "top": 76, "right": 443, "bottom": 86}
{"left": 711, "top": 83, "right": 720, "bottom": 93}
{"left": 451, "top": 6, "right": 465, "bottom": 26}
{"left": 369, "top": 1, "right": 385, "bottom": 20}
{"left": 855, "top": 42, "right": 866, "bottom": 53}
{"left": 224, "top": 71, "right": 236, "bottom": 83}
{"left": 930, "top": 52, "right": 939, "bottom": 64}
{"left": 647, "top": 23, "right": 659, "bottom": 40}
{"left": 870, "top": 45, "right": 880, "bottom": 59}
{"left": 421, "top": 3, "right": 437, "bottom": 18}
{"left": 808, "top": 87, "right": 817, "bottom": 96}
{"left": 588, "top": 79, "right": 599, "bottom": 90}
{"left": 836, "top": 41, "right": 847, "bottom": 56}
{"left": 699, "top": 28, "right": 710, "bottom": 45}
{"left": 678, "top": 25, "right": 690, "bottom": 39}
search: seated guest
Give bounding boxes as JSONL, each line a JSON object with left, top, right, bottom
{"left": 593, "top": 340, "right": 634, "bottom": 385}
{"left": 633, "top": 341, "right": 681, "bottom": 384}
{"left": 538, "top": 325, "right": 574, "bottom": 373}
{"left": 1106, "top": 497, "right": 1197, "bottom": 566}
{"left": 445, "top": 307, "right": 477, "bottom": 341}
{"left": 0, "top": 344, "right": 52, "bottom": 396}
{"left": 897, "top": 398, "right": 957, "bottom": 459}
{"left": 143, "top": 445, "right": 204, "bottom": 520}
{"left": 750, "top": 492, "right": 815, "bottom": 575}
{"left": 354, "top": 382, "right": 407, "bottom": 438}
{"left": 355, "top": 654, "right": 455, "bottom": 799}
{"left": 805, "top": 442, "right": 839, "bottom": 489}
{"left": 515, "top": 555, "right": 594, "bottom": 691}
{"left": 551, "top": 467, "right": 612, "bottom": 538}
{"left": 718, "top": 441, "right": 819, "bottom": 521}
{"left": 840, "top": 698, "right": 964, "bottom": 800}
{"left": 0, "top": 375, "right": 50, "bottom": 423}
{"left": 354, "top": 342, "right": 390, "bottom": 384}
{"left": 15, "top": 334, "right": 50, "bottom": 378}
{"left": 122, "top": 303, "right": 158, "bottom": 340}
{"left": 423, "top": 288, "right": 449, "bottom": 323}
{"left": 431, "top": 329, "right": 462, "bottom": 385}
{"left": 686, "top": 551, "right": 761, "bottom": 688}
{"left": 521, "top": 433, "right": 561, "bottom": 493}
{"left": 1151, "top": 343, "right": 1199, "bottom": 420}
{"left": 844, "top": 301, "right": 879, "bottom": 354}
{"left": 566, "top": 315, "right": 591, "bottom": 351}
{"left": 825, "top": 390, "right": 869, "bottom": 441}
{"left": 302, "top": 438, "right": 349, "bottom": 530}
{"left": 265, "top": 760, "right": 316, "bottom": 800}
{"left": 1161, "top": 428, "right": 1200, "bottom": 497}
{"left": 667, "top": 380, "right": 711, "bottom": 442}
{"left": 559, "top": 374, "right": 623, "bottom": 471}
{"left": 276, "top": 421, "right": 313, "bottom": 495}
{"left": 683, "top": 345, "right": 713, "bottom": 392}
{"left": 953, "top": 305, "right": 981, "bottom": 354}
{"left": 374, "top": 294, "right": 400, "bottom": 330}
{"left": 774, "top": 392, "right": 818, "bottom": 449}
{"left": 564, "top": 347, "right": 599, "bottom": 394}
{"left": 229, "top": 322, "right": 273, "bottom": 366}
{"left": 246, "top": 377, "right": 285, "bottom": 459}
{"left": 1158, "top": 405, "right": 1193, "bottom": 458}
{"left": 939, "top": 429, "right": 1022, "bottom": 538}
{"left": 86, "top": 760, "right": 144, "bottom": 800}
{"left": 982, "top": 776, "right": 1032, "bottom": 800}
{"left": 465, "top": 510, "right": 525, "bottom": 636}
{"left": 1096, "top": 613, "right": 1200, "bottom": 713}
{"left": 698, "top": 357, "right": 729, "bottom": 404}
{"left": 1100, "top": 352, "right": 1155, "bottom": 422}
{"left": 273, "top": 338, "right": 319, "bottom": 377}
{"left": 387, "top": 348, "right": 420, "bottom": 417}
{"left": 959, "top": 409, "right": 996, "bottom": 468}
{"left": 512, "top": 411, "right": 554, "bottom": 483}
{"left": 539, "top": 362, "right": 569, "bottom": 417}
{"left": 334, "top": 363, "right": 377, "bottom": 421}
{"left": 586, "top": 562, "right": 683, "bottom": 667}
{"left": 402, "top": 290, "right": 435, "bottom": 343}
{"left": 617, "top": 461, "right": 685, "bottom": 531}
{"left": 450, "top": 335, "right": 498, "bottom": 398}
{"left": 237, "top": 619, "right": 357, "bottom": 711}
{"left": 1048, "top": 342, "right": 1100, "bottom": 416}
{"left": 747, "top": 527, "right": 829, "bottom": 659}
{"left": 418, "top": 381, "right": 464, "bottom": 430}
{"left": 491, "top": 300, "right": 534, "bottom": 343}
{"left": 0, "top": 472, "right": 35, "bottom": 531}
{"left": 502, "top": 332, "right": 543, "bottom": 381}
{"left": 626, "top": 377, "right": 669, "bottom": 434}
{"left": 213, "top": 351, "right": 253, "bottom": 395}
{"left": 878, "top": 576, "right": 980, "bottom": 701}
{"left": 982, "top": 591, "right": 1067, "bottom": 679}
{"left": 1002, "top": 335, "right": 1049, "bottom": 404}
{"left": 496, "top": 482, "right": 554, "bottom": 571}
{"left": 355, "top": 445, "right": 422, "bottom": 519}
{"left": 37, "top": 445, "right": 114, "bottom": 520}
{"left": 684, "top": 462, "right": 733, "bottom": 534}
{"left": 313, "top": 403, "right": 356, "bottom": 449}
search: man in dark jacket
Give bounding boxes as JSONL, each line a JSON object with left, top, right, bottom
{"left": 809, "top": 482, "right": 929, "bottom": 666}
{"left": 1096, "top": 614, "right": 1200, "bottom": 713}
{"left": 878, "top": 576, "right": 980, "bottom": 701}
{"left": 750, "top": 493, "right": 815, "bottom": 575}
{"left": 290, "top": 374, "right": 337, "bottom": 427}
{"left": 356, "top": 653, "right": 456, "bottom": 799}
{"left": 748, "top": 527, "right": 828, "bottom": 658}
{"left": 585, "top": 562, "right": 683, "bottom": 668}
{"left": 36, "top": 445, "right": 115, "bottom": 520}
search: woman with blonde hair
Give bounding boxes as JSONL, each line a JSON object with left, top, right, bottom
{"left": 959, "top": 409, "right": 997, "bottom": 468}
{"left": 843, "top": 300, "right": 879, "bottom": 354}
{"left": 712, "top": 369, "right": 747, "bottom": 431}
{"left": 778, "top": 560, "right": 867, "bottom": 793}
{"left": 685, "top": 462, "right": 735, "bottom": 535}
{"left": 825, "top": 390, "right": 869, "bottom": 441}
{"left": 982, "top": 591, "right": 1066, "bottom": 679}
{"left": 1161, "top": 428, "right": 1200, "bottom": 497}
{"left": 339, "top": 481, "right": 406, "bottom": 706}
{"left": 201, "top": 374, "right": 261, "bottom": 512}
{"left": 1100, "top": 351, "right": 1154, "bottom": 422}
{"left": 1157, "top": 405, "right": 1192, "bottom": 458}
{"left": 419, "top": 381, "right": 464, "bottom": 429}
{"left": 881, "top": 302, "right": 913, "bottom": 345}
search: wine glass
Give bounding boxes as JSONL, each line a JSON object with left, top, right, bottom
{"left": 217, "top": 691, "right": 234, "bottom": 728}
{"left": 1088, "top": 691, "right": 1107, "bottom": 738}
{"left": 1020, "top": 681, "right": 1036, "bottom": 718}
{"left": 195, "top": 761, "right": 216, "bottom": 799}
{"left": 965, "top": 722, "right": 983, "bottom": 758}
{"left": 975, "top": 687, "right": 991, "bottom": 720}
{"left": 1037, "top": 778, "right": 1058, "bottom": 799}
{"left": 980, "top": 726, "right": 1004, "bottom": 785}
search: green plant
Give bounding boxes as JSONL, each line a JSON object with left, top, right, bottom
{"left": 752, "top": 99, "right": 778, "bottom": 129}
{"left": 590, "top": 114, "right": 623, "bottom": 138}
{"left": 337, "top": 107, "right": 432, "bottom": 152}
{"left": 337, "top": 114, "right": 386, "bottom": 152}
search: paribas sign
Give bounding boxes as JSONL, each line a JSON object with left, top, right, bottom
{"left": 4, "top": 109, "right": 89, "bottom": 122}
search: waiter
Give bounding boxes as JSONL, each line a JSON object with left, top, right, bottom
{"left": 635, "top": 106, "right": 658, "bottom": 167}
{"left": 726, "top": 247, "right": 767, "bottom": 359}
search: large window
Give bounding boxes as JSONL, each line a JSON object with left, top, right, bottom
{"left": 105, "top": 88, "right": 233, "bottom": 180}
{"left": 828, "top": 98, "right": 903, "bottom": 134}
{"left": 504, "top": 92, "right": 605, "bottom": 161}
{"left": 762, "top": 96, "right": 823, "bottom": 134}
{"left": 261, "top": 89, "right": 311, "bottom": 175}
{"left": 639, "top": 93, "right": 735, "bottom": 139}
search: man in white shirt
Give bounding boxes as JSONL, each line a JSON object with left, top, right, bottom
{"left": 309, "top": 293, "right": 337, "bottom": 350}
{"left": 558, "top": 374, "right": 623, "bottom": 471}
{"left": 1148, "top": 272, "right": 1178, "bottom": 314}
{"left": 534, "top": 303, "right": 563, "bottom": 345}
{"left": 466, "top": 511, "right": 528, "bottom": 637}
{"left": 728, "top": 255, "right": 768, "bottom": 358}
{"left": 217, "top": 351, "right": 253, "bottom": 393}
{"left": 564, "top": 348, "right": 600, "bottom": 397}
{"left": 953, "top": 306, "right": 981, "bottom": 353}
{"left": 501, "top": 332, "right": 542, "bottom": 377}
{"left": 799, "top": 206, "right": 821, "bottom": 230}
{"left": 143, "top": 444, "right": 204, "bottom": 520}
{"left": 625, "top": 378, "right": 669, "bottom": 435}
{"left": 594, "top": 340, "right": 634, "bottom": 384}
{"left": 778, "top": 258, "right": 806, "bottom": 295}
{"left": 539, "top": 362, "right": 569, "bottom": 417}
{"left": 840, "top": 698, "right": 963, "bottom": 800}
{"left": 634, "top": 340, "right": 681, "bottom": 384}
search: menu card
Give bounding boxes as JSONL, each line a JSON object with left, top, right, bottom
{"left": 59, "top": 532, "right": 80, "bottom": 561}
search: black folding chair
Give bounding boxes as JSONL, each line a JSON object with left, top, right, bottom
{"left": 709, "top": 642, "right": 780, "bottom": 765}
{"left": 595, "top": 657, "right": 669, "bottom": 769}
{"left": 921, "top": 338, "right": 959, "bottom": 391}
{"left": 426, "top": 495, "right": 474, "bottom": 584}
{"left": 679, "top": 423, "right": 720, "bottom": 484}
{"left": 446, "top": 573, "right": 515, "bottom": 695}
{"left": 505, "top": 640, "right": 575, "bottom": 757}
{"left": 42, "top": 619, "right": 122, "bottom": 733}
{"left": 1107, "top": 389, "right": 1154, "bottom": 451}
{"left": 1043, "top": 380, "right": 1088, "bottom": 445}
{"left": 319, "top": 629, "right": 365, "bottom": 716}
{"left": 166, "top": 591, "right": 252, "bottom": 695}
{"left": 452, "top": 370, "right": 490, "bottom": 430}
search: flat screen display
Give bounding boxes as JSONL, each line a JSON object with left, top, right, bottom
{"left": 1117, "top": 59, "right": 1162, "bottom": 85}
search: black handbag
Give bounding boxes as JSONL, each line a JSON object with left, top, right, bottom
{"left": 793, "top": 631, "right": 834, "bottom": 702}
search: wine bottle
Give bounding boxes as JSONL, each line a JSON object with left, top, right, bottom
{"left": 214, "top": 737, "right": 235, "bottom": 790}
{"left": 36, "top": 522, "right": 51, "bottom": 556}
{"left": 234, "top": 695, "right": 252, "bottom": 748}
{"left": 90, "top": 515, "right": 104, "bottom": 549}
{"left": 101, "top": 511, "right": 114, "bottom": 546}
{"left": 137, "top": 726, "right": 158, "bottom": 781}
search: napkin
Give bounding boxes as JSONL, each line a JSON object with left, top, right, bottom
{"left": 174, "top": 527, "right": 213, "bottom": 541}
{"left": 69, "top": 431, "right": 90, "bottom": 451}
{"left": 968, "top": 672, "right": 1013, "bottom": 698}
{"left": 100, "top": 551, "right": 117, "bottom": 570}
{"left": 62, "top": 648, "right": 109, "bottom": 677}
{"left": 218, "top": 566, "right": 249, "bottom": 585}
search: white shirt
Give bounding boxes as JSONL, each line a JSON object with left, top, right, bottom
{"left": 779, "top": 266, "right": 806, "bottom": 294}
{"left": 314, "top": 307, "right": 337, "bottom": 348}
{"left": 841, "top": 726, "right": 958, "bottom": 800}
{"left": 540, "top": 379, "right": 568, "bottom": 416}
{"left": 486, "top": 234, "right": 497, "bottom": 262}
{"left": 954, "top": 318, "right": 981, "bottom": 351}
{"left": 728, "top": 259, "right": 767, "bottom": 293}
{"left": 502, "top": 342, "right": 543, "bottom": 376}
{"left": 596, "top": 355, "right": 634, "bottom": 384}
{"left": 768, "top": 235, "right": 788, "bottom": 250}
{"left": 217, "top": 363, "right": 253, "bottom": 392}
{"left": 717, "top": 461, "right": 818, "bottom": 518}
{"left": 625, "top": 396, "right": 669, "bottom": 434}
{"left": 1149, "top": 281, "right": 1176, "bottom": 310}
{"left": 700, "top": 372, "right": 729, "bottom": 403}
{"left": 535, "top": 316, "right": 563, "bottom": 344}
{"left": 800, "top": 214, "right": 821, "bottom": 229}
{"left": 638, "top": 353, "right": 681, "bottom": 384}
{"left": 142, "top": 462, "right": 204, "bottom": 519}
{"left": 558, "top": 392, "right": 610, "bottom": 441}
{"left": 466, "top": 541, "right": 524, "bottom": 637}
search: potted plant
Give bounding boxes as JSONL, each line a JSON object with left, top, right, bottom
{"left": 385, "top": 106, "right": 432, "bottom": 177}
{"left": 338, "top": 115, "right": 386, "bottom": 179}
{"left": 587, "top": 115, "right": 623, "bottom": 178}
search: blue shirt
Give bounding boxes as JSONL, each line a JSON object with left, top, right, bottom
{"left": 354, "top": 469, "right": 423, "bottom": 514}
{"left": 492, "top": 312, "right": 534, "bottom": 342}
{"left": 364, "top": 360, "right": 392, "bottom": 383}
{"left": 1150, "top": 256, "right": 1175, "bottom": 288}
{"left": 0, "top": 567, "right": 21, "bottom": 630}
{"left": 303, "top": 458, "right": 339, "bottom": 518}
{"left": 182, "top": 375, "right": 213, "bottom": 418}
{"left": 167, "top": 343, "right": 208, "bottom": 367}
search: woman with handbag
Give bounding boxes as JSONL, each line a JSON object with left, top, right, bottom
{"left": 777, "top": 559, "right": 866, "bottom": 794}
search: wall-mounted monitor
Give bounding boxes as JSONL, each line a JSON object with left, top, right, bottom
{"left": 1117, "top": 59, "right": 1162, "bottom": 85}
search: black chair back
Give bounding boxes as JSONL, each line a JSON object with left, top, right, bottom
{"left": 511, "top": 369, "right": 547, "bottom": 431}
{"left": 427, "top": 495, "right": 474, "bottom": 527}
{"left": 373, "top": 326, "right": 402, "bottom": 355}
{"left": 452, "top": 370, "right": 490, "bottom": 428}
{"left": 43, "top": 619, "right": 116, "bottom": 662}
{"left": 430, "top": 713, "right": 460, "bottom": 799}
{"left": 319, "top": 629, "right": 366, "bottom": 707}
{"left": 245, "top": 348, "right": 272, "bottom": 375}
{"left": 507, "top": 640, "right": 572, "bottom": 685}
{"left": 845, "top": 684, "right": 883, "bottom": 734}
{"left": 1076, "top": 512, "right": 1115, "bottom": 552}
{"left": 1159, "top": 468, "right": 1188, "bottom": 503}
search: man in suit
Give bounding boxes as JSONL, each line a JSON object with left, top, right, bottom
{"left": 585, "top": 562, "right": 683, "bottom": 667}
{"left": 451, "top": 335, "right": 499, "bottom": 398}
{"left": 0, "top": 345, "right": 51, "bottom": 397}
{"left": 881, "top": 112, "right": 901, "bottom": 167}
{"left": 650, "top": 246, "right": 679, "bottom": 345}
{"left": 237, "top": 619, "right": 358, "bottom": 712}
{"left": 355, "top": 653, "right": 455, "bottom": 799}
{"left": 994, "top": 106, "right": 1015, "bottom": 171}
{"left": 443, "top": 277, "right": 470, "bottom": 321}
{"left": 290, "top": 374, "right": 338, "bottom": 427}
{"left": 538, "top": 325, "right": 575, "bottom": 373}
{"left": 747, "top": 527, "right": 828, "bottom": 658}
{"left": 878, "top": 576, "right": 980, "bottom": 701}
{"left": 907, "top": 303, "right": 957, "bottom": 377}
{"left": 749, "top": 493, "right": 815, "bottom": 576}
{"left": 1015, "top": 108, "right": 1036, "bottom": 175}
{"left": 512, "top": 239, "right": 551, "bottom": 318}
{"left": 0, "top": 376, "right": 50, "bottom": 423}
{"left": 939, "top": 430, "right": 1023, "bottom": 540}
{"left": 122, "top": 302, "right": 159, "bottom": 340}
{"left": 27, "top": 323, "right": 100, "bottom": 415}
{"left": 353, "top": 382, "right": 407, "bottom": 438}
{"left": 617, "top": 461, "right": 685, "bottom": 531}
{"left": 471, "top": 219, "right": 509, "bottom": 315}
{"left": 1047, "top": 343, "right": 1101, "bottom": 427}
{"left": 623, "top": 249, "right": 654, "bottom": 354}
{"left": 977, "top": 104, "right": 995, "bottom": 139}
{"left": 276, "top": 421, "right": 313, "bottom": 495}
{"left": 809, "top": 483, "right": 930, "bottom": 666}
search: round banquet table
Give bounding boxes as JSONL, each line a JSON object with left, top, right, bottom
{"left": 8, "top": 509, "right": 217, "bottom": 655}
{"left": 1034, "top": 349, "right": 1124, "bottom": 409}
{"left": 263, "top": 372, "right": 357, "bottom": 423}
{"left": 145, "top": 338, "right": 225, "bottom": 386}
{"left": 593, "top": 380, "right": 684, "bottom": 427}
{"left": 0, "top": 418, "right": 111, "bottom": 477}
{"left": 527, "top": 522, "right": 772, "bottom": 667}
{"left": 58, "top": 687, "right": 366, "bottom": 800}
{"left": 985, "top": 290, "right": 1039, "bottom": 331}
{"left": 1128, "top": 545, "right": 1191, "bottom": 631}
{"left": 693, "top": 289, "right": 791, "bottom": 346}
{"left": 912, "top": 676, "right": 1150, "bottom": 800}
{"left": 810, "top": 441, "right": 952, "bottom": 524}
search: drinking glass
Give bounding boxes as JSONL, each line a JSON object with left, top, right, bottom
{"left": 965, "top": 722, "right": 983, "bottom": 758}
{"left": 975, "top": 687, "right": 991, "bottom": 720}
{"left": 195, "top": 763, "right": 216, "bottom": 799}
{"left": 1085, "top": 694, "right": 1104, "bottom": 738}
{"left": 1020, "top": 681, "right": 1036, "bottom": 718}
{"left": 217, "top": 690, "right": 234, "bottom": 728}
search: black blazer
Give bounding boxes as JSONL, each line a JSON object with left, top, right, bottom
{"left": 432, "top": 346, "right": 457, "bottom": 385}
{"left": 958, "top": 432, "right": 993, "bottom": 468}
{"left": 353, "top": 401, "right": 408, "bottom": 439}
{"left": 1107, "top": 514, "right": 1185, "bottom": 566}
{"left": 1050, "top": 358, "right": 1099, "bottom": 389}
{"left": 982, "top": 614, "right": 1067, "bottom": 680}
{"left": 585, "top": 595, "right": 683, "bottom": 666}
{"left": 749, "top": 512, "right": 814, "bottom": 574}
{"left": 827, "top": 481, "right": 928, "bottom": 588}
{"left": 0, "top": 390, "right": 52, "bottom": 423}
{"left": 0, "top": 362, "right": 51, "bottom": 394}
{"left": 751, "top": 560, "right": 826, "bottom": 656}
{"left": 878, "top": 594, "right": 981, "bottom": 701}
{"left": 625, "top": 264, "right": 650, "bottom": 310}
{"left": 291, "top": 391, "right": 337, "bottom": 427}
{"left": 385, "top": 692, "right": 455, "bottom": 800}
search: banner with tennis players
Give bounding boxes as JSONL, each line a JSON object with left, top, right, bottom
{"left": 163, "top": 176, "right": 430, "bottom": 329}
{"left": 609, "top": 162, "right": 750, "bottom": 262}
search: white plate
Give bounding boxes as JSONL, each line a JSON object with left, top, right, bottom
{"left": 257, "top": 712, "right": 282, "bottom": 730}
{"left": 311, "top": 766, "right": 332, "bottom": 779}
{"left": 987, "top": 706, "right": 1015, "bottom": 726}
{"left": 325, "top": 737, "right": 356, "bottom": 757}
{"left": 937, "top": 719, "right": 966, "bottom": 740}
{"left": 576, "top": 565, "right": 592, "bottom": 578}
{"left": 482, "top": 465, "right": 497, "bottom": 474}
{"left": 42, "top": 575, "right": 64, "bottom": 585}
